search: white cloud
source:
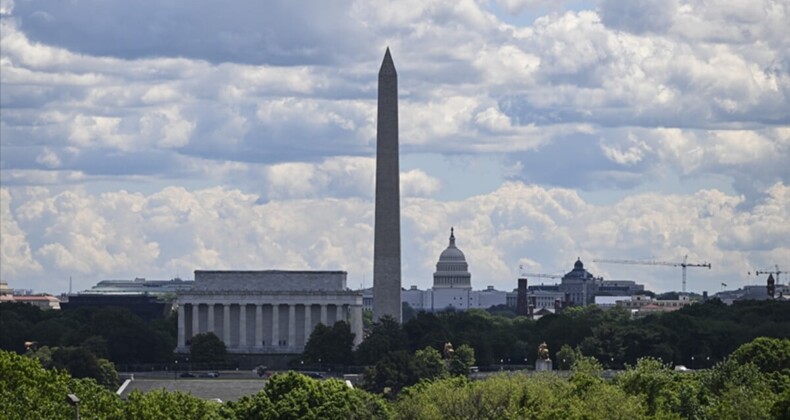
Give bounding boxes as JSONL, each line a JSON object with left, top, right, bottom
{"left": 401, "top": 169, "right": 442, "bottom": 197}
{"left": 1, "top": 0, "right": 788, "bottom": 294}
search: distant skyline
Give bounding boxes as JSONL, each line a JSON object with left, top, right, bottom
{"left": 1, "top": 0, "right": 788, "bottom": 295}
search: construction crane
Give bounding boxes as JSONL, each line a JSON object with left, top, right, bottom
{"left": 750, "top": 265, "right": 783, "bottom": 283}
{"left": 593, "top": 255, "right": 711, "bottom": 293}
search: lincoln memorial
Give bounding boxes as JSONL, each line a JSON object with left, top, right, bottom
{"left": 176, "top": 270, "right": 364, "bottom": 354}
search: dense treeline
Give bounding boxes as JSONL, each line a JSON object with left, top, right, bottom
{"left": 4, "top": 298, "right": 789, "bottom": 385}
{"left": 0, "top": 302, "right": 176, "bottom": 363}
{"left": 304, "top": 299, "right": 790, "bottom": 371}
{"left": 0, "top": 302, "right": 176, "bottom": 387}
{"left": 2, "top": 337, "right": 788, "bottom": 419}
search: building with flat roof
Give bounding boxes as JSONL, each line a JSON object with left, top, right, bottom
{"left": 176, "top": 270, "right": 364, "bottom": 355}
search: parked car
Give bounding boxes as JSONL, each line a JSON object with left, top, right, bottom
{"left": 305, "top": 372, "right": 325, "bottom": 379}
{"left": 179, "top": 372, "right": 196, "bottom": 378}
{"left": 205, "top": 371, "right": 220, "bottom": 378}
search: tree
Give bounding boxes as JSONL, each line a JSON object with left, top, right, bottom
{"left": 362, "top": 351, "right": 419, "bottom": 396}
{"left": 124, "top": 389, "right": 221, "bottom": 419}
{"left": 729, "top": 337, "right": 790, "bottom": 392}
{"left": 556, "top": 344, "right": 583, "bottom": 370}
{"left": 355, "top": 316, "right": 409, "bottom": 365}
{"left": 227, "top": 371, "right": 391, "bottom": 419}
{"left": 0, "top": 350, "right": 124, "bottom": 418}
{"left": 89, "top": 307, "right": 175, "bottom": 363}
{"left": 414, "top": 346, "right": 447, "bottom": 380}
{"left": 448, "top": 344, "right": 475, "bottom": 376}
{"left": 303, "top": 321, "right": 355, "bottom": 365}
{"left": 189, "top": 332, "right": 227, "bottom": 364}
{"left": 52, "top": 347, "right": 104, "bottom": 383}
{"left": 402, "top": 302, "right": 417, "bottom": 323}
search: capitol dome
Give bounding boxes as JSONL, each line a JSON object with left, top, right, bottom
{"left": 433, "top": 228, "right": 472, "bottom": 289}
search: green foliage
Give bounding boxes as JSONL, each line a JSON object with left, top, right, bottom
{"left": 395, "top": 372, "right": 647, "bottom": 420}
{"left": 302, "top": 321, "right": 355, "bottom": 365}
{"left": 556, "top": 344, "right": 582, "bottom": 370}
{"left": 448, "top": 344, "right": 475, "bottom": 376}
{"left": 25, "top": 345, "right": 54, "bottom": 368}
{"left": 52, "top": 346, "right": 104, "bottom": 382}
{"left": 81, "top": 335, "right": 110, "bottom": 359}
{"left": 96, "top": 358, "right": 121, "bottom": 389}
{"left": 227, "top": 371, "right": 391, "bottom": 419}
{"left": 124, "top": 389, "right": 221, "bottom": 419}
{"left": 362, "top": 351, "right": 419, "bottom": 396}
{"left": 615, "top": 357, "right": 686, "bottom": 416}
{"left": 0, "top": 303, "right": 177, "bottom": 364}
{"left": 190, "top": 332, "right": 228, "bottom": 364}
{"left": 568, "top": 356, "right": 604, "bottom": 394}
{"left": 402, "top": 302, "right": 417, "bottom": 323}
{"left": 355, "top": 316, "right": 409, "bottom": 365}
{"left": 730, "top": 337, "right": 790, "bottom": 393}
{"left": 0, "top": 303, "right": 36, "bottom": 354}
{"left": 413, "top": 346, "right": 447, "bottom": 380}
{"left": 0, "top": 350, "right": 124, "bottom": 419}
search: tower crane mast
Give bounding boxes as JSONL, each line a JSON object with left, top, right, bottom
{"left": 593, "top": 255, "right": 711, "bottom": 293}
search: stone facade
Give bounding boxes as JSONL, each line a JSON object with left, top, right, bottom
{"left": 176, "top": 270, "right": 363, "bottom": 354}
{"left": 373, "top": 48, "right": 402, "bottom": 323}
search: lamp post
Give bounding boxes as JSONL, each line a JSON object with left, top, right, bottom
{"left": 174, "top": 360, "right": 178, "bottom": 380}
{"left": 66, "top": 394, "right": 79, "bottom": 420}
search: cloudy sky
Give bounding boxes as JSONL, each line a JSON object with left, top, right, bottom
{"left": 1, "top": 0, "right": 788, "bottom": 296}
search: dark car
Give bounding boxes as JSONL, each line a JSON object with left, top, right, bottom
{"left": 179, "top": 372, "right": 196, "bottom": 378}
{"left": 305, "top": 372, "right": 325, "bottom": 379}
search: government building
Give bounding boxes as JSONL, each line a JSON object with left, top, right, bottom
{"left": 366, "top": 228, "right": 509, "bottom": 313}
{"left": 175, "top": 270, "right": 364, "bottom": 355}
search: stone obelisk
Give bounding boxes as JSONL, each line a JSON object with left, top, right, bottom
{"left": 373, "top": 48, "right": 402, "bottom": 323}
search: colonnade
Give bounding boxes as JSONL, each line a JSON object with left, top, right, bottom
{"left": 177, "top": 301, "right": 363, "bottom": 352}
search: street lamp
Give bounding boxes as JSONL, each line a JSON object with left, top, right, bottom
{"left": 174, "top": 360, "right": 178, "bottom": 380}
{"left": 66, "top": 394, "right": 79, "bottom": 420}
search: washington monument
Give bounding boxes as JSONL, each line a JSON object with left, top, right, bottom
{"left": 373, "top": 48, "right": 402, "bottom": 323}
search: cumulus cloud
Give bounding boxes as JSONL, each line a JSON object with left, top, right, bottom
{"left": 1, "top": 0, "right": 788, "bottom": 294}
{"left": 3, "top": 182, "right": 787, "bottom": 295}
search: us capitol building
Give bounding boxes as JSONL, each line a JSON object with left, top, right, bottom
{"left": 370, "top": 228, "right": 510, "bottom": 312}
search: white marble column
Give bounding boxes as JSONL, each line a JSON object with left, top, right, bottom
{"left": 352, "top": 305, "right": 363, "bottom": 347}
{"left": 207, "top": 304, "right": 215, "bottom": 333}
{"left": 177, "top": 303, "right": 186, "bottom": 348}
{"left": 192, "top": 303, "right": 200, "bottom": 335}
{"left": 223, "top": 304, "right": 231, "bottom": 346}
{"left": 335, "top": 304, "right": 344, "bottom": 324}
{"left": 288, "top": 304, "right": 296, "bottom": 348}
{"left": 272, "top": 304, "right": 280, "bottom": 346}
{"left": 239, "top": 304, "right": 247, "bottom": 349}
{"left": 320, "top": 304, "right": 328, "bottom": 325}
{"left": 304, "top": 304, "right": 312, "bottom": 341}
{"left": 255, "top": 304, "right": 263, "bottom": 348}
